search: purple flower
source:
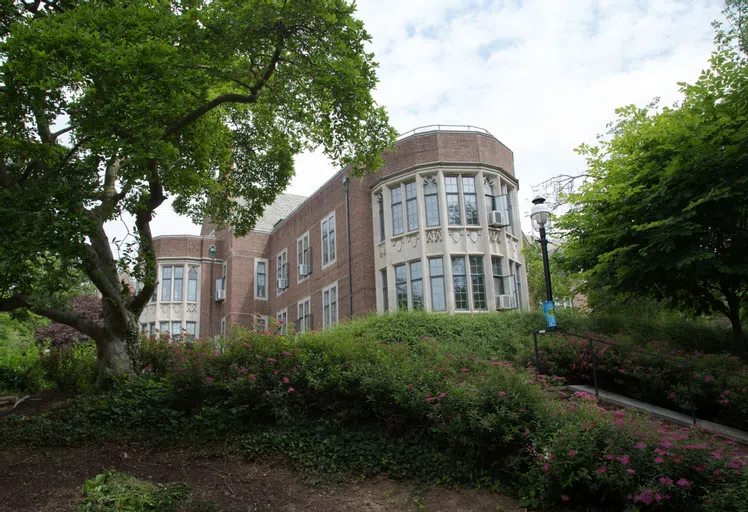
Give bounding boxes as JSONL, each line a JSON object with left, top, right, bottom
{"left": 568, "top": 450, "right": 577, "bottom": 456}
{"left": 542, "top": 463, "right": 550, "bottom": 472}
{"left": 633, "top": 442, "right": 647, "bottom": 449}
{"left": 205, "top": 377, "right": 215, "bottom": 384}
{"left": 596, "top": 466, "right": 606, "bottom": 474}
{"left": 282, "top": 377, "right": 290, "bottom": 384}
{"left": 676, "top": 479, "right": 691, "bottom": 488}
{"left": 560, "top": 495, "right": 569, "bottom": 502}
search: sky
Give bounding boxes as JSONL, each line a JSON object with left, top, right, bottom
{"left": 107, "top": 0, "right": 726, "bottom": 248}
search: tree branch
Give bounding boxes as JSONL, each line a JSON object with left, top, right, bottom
{"left": 50, "top": 125, "right": 74, "bottom": 140}
{"left": 163, "top": 36, "right": 285, "bottom": 137}
{"left": 0, "top": 294, "right": 106, "bottom": 341}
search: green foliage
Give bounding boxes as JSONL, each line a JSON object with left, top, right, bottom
{"left": 525, "top": 332, "right": 748, "bottom": 430}
{"left": 522, "top": 242, "right": 578, "bottom": 308}
{"left": 0, "top": 340, "right": 50, "bottom": 393}
{"left": 40, "top": 341, "right": 98, "bottom": 393}
{"left": 559, "top": 25, "right": 748, "bottom": 357}
{"left": 79, "top": 470, "right": 216, "bottom": 512}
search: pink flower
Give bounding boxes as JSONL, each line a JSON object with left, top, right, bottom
{"left": 288, "top": 387, "right": 295, "bottom": 392}
{"left": 528, "top": 379, "right": 536, "bottom": 384}
{"left": 605, "top": 454, "right": 615, "bottom": 460}
{"left": 568, "top": 450, "right": 577, "bottom": 456}
{"left": 499, "top": 391, "right": 506, "bottom": 397}
{"left": 281, "top": 351, "right": 292, "bottom": 356}
{"left": 596, "top": 466, "right": 606, "bottom": 474}
{"left": 660, "top": 441, "right": 674, "bottom": 448}
{"left": 490, "top": 362, "right": 500, "bottom": 366}
{"left": 282, "top": 377, "right": 290, "bottom": 384}
{"left": 438, "top": 392, "right": 447, "bottom": 398}
{"left": 205, "top": 377, "right": 215, "bottom": 384}
{"left": 617, "top": 455, "right": 631, "bottom": 465}
{"left": 461, "top": 368, "right": 469, "bottom": 372}
{"left": 714, "top": 470, "right": 721, "bottom": 476}
{"left": 655, "top": 494, "right": 663, "bottom": 502}
{"left": 249, "top": 375, "right": 257, "bottom": 382}
{"left": 239, "top": 367, "right": 247, "bottom": 374}
{"left": 267, "top": 357, "right": 276, "bottom": 363}
{"left": 704, "top": 375, "right": 714, "bottom": 382}
{"left": 425, "top": 397, "right": 435, "bottom": 402}
{"left": 612, "top": 411, "right": 625, "bottom": 418}
{"left": 676, "top": 479, "right": 691, "bottom": 488}
{"left": 633, "top": 442, "right": 647, "bottom": 449}
{"left": 265, "top": 390, "right": 270, "bottom": 395}
{"left": 626, "top": 469, "right": 636, "bottom": 474}
{"left": 273, "top": 370, "right": 280, "bottom": 375}
{"left": 654, "top": 457, "right": 664, "bottom": 464}
{"left": 542, "top": 463, "right": 550, "bottom": 472}
{"left": 560, "top": 495, "right": 569, "bottom": 502}
{"left": 659, "top": 477, "right": 673, "bottom": 485}
{"left": 177, "top": 388, "right": 183, "bottom": 393}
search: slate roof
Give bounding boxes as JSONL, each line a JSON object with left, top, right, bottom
{"left": 251, "top": 193, "right": 307, "bottom": 233}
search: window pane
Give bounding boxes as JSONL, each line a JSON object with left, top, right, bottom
{"left": 381, "top": 269, "right": 389, "bottom": 311}
{"left": 425, "top": 195, "right": 440, "bottom": 227}
{"left": 172, "top": 321, "right": 182, "bottom": 338}
{"left": 492, "top": 256, "right": 505, "bottom": 295}
{"left": 378, "top": 195, "right": 386, "bottom": 241}
{"left": 173, "top": 266, "right": 184, "bottom": 301}
{"left": 410, "top": 261, "right": 423, "bottom": 310}
{"left": 452, "top": 257, "right": 468, "bottom": 310}
{"left": 331, "top": 287, "right": 337, "bottom": 324}
{"left": 515, "top": 263, "right": 523, "bottom": 307}
{"left": 322, "top": 220, "right": 329, "bottom": 264}
{"left": 395, "top": 264, "right": 408, "bottom": 310}
{"left": 429, "top": 258, "right": 446, "bottom": 312}
{"left": 391, "top": 186, "right": 404, "bottom": 236}
{"left": 329, "top": 215, "right": 336, "bottom": 260}
{"left": 161, "top": 266, "right": 172, "bottom": 301}
{"left": 257, "top": 261, "right": 266, "bottom": 297}
{"left": 185, "top": 322, "right": 196, "bottom": 340}
{"left": 187, "top": 267, "right": 198, "bottom": 301}
{"left": 506, "top": 188, "right": 515, "bottom": 235}
{"left": 159, "top": 321, "right": 169, "bottom": 334}
{"left": 462, "top": 176, "right": 479, "bottom": 225}
{"left": 405, "top": 181, "right": 418, "bottom": 232}
{"left": 444, "top": 176, "right": 459, "bottom": 194}
{"left": 470, "top": 256, "right": 486, "bottom": 310}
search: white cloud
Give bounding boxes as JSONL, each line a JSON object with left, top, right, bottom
{"left": 105, "top": 0, "right": 726, "bottom": 242}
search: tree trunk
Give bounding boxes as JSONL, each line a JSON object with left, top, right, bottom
{"left": 94, "top": 305, "right": 140, "bottom": 389}
{"left": 726, "top": 293, "right": 746, "bottom": 360}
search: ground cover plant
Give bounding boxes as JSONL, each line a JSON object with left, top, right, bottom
{"left": 2, "top": 313, "right": 746, "bottom": 510}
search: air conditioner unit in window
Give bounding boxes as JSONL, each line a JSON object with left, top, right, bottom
{"left": 277, "top": 278, "right": 288, "bottom": 290}
{"left": 497, "top": 294, "right": 517, "bottom": 310}
{"left": 488, "top": 210, "right": 508, "bottom": 227}
{"left": 215, "top": 288, "right": 226, "bottom": 301}
{"left": 298, "top": 264, "right": 311, "bottom": 277}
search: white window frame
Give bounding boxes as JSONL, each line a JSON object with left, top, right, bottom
{"left": 186, "top": 265, "right": 199, "bottom": 303}
{"left": 254, "top": 315, "right": 269, "bottom": 333}
{"left": 320, "top": 211, "right": 337, "bottom": 269}
{"left": 297, "top": 296, "right": 312, "bottom": 333}
{"left": 276, "top": 248, "right": 288, "bottom": 295}
{"left": 322, "top": 281, "right": 339, "bottom": 330}
{"left": 160, "top": 265, "right": 173, "bottom": 302}
{"left": 297, "top": 231, "right": 311, "bottom": 284}
{"left": 254, "top": 257, "right": 268, "bottom": 300}
{"left": 276, "top": 308, "right": 288, "bottom": 335}
{"left": 185, "top": 321, "right": 197, "bottom": 341}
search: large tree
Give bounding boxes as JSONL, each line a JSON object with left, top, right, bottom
{"left": 0, "top": 0, "right": 396, "bottom": 386}
{"left": 559, "top": 24, "right": 748, "bottom": 357}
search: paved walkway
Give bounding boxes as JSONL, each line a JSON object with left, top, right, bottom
{"left": 566, "top": 384, "right": 748, "bottom": 446}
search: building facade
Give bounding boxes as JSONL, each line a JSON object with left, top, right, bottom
{"left": 138, "top": 126, "right": 530, "bottom": 339}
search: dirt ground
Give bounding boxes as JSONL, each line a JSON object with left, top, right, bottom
{"left": 0, "top": 393, "right": 529, "bottom": 512}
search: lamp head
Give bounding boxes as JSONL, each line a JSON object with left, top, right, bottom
{"left": 208, "top": 245, "right": 216, "bottom": 258}
{"left": 530, "top": 196, "right": 551, "bottom": 230}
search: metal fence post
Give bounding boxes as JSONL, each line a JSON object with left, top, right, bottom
{"left": 589, "top": 339, "right": 599, "bottom": 399}
{"left": 687, "top": 367, "right": 697, "bottom": 426}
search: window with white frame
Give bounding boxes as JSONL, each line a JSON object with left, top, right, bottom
{"left": 160, "top": 266, "right": 172, "bottom": 301}
{"left": 149, "top": 323, "right": 155, "bottom": 336}
{"left": 276, "top": 249, "right": 288, "bottom": 293}
{"left": 462, "top": 176, "right": 479, "bottom": 225}
{"left": 321, "top": 211, "right": 336, "bottom": 267}
{"left": 140, "top": 323, "right": 148, "bottom": 333}
{"left": 255, "top": 258, "right": 268, "bottom": 299}
{"left": 255, "top": 315, "right": 268, "bottom": 332}
{"left": 423, "top": 176, "right": 440, "bottom": 227}
{"left": 297, "top": 232, "right": 311, "bottom": 282}
{"left": 469, "top": 256, "right": 487, "bottom": 310}
{"left": 185, "top": 321, "right": 196, "bottom": 341}
{"left": 322, "top": 282, "right": 339, "bottom": 329}
{"left": 159, "top": 321, "right": 169, "bottom": 334}
{"left": 484, "top": 178, "right": 498, "bottom": 220}
{"left": 451, "top": 256, "right": 487, "bottom": 311}
{"left": 405, "top": 181, "right": 419, "bottom": 232}
{"left": 505, "top": 184, "right": 516, "bottom": 235}
{"left": 187, "top": 265, "right": 198, "bottom": 302}
{"left": 429, "top": 257, "right": 446, "bottom": 312}
{"left": 277, "top": 309, "right": 288, "bottom": 335}
{"left": 171, "top": 321, "right": 182, "bottom": 340}
{"left": 409, "top": 260, "right": 424, "bottom": 310}
{"left": 394, "top": 264, "right": 408, "bottom": 310}
{"left": 390, "top": 185, "right": 404, "bottom": 236}
{"left": 445, "top": 174, "right": 480, "bottom": 226}
{"left": 377, "top": 193, "right": 386, "bottom": 241}
{"left": 451, "top": 256, "right": 468, "bottom": 310}
{"left": 445, "top": 176, "right": 461, "bottom": 225}
{"left": 515, "top": 262, "right": 523, "bottom": 308}
{"left": 492, "top": 256, "right": 505, "bottom": 296}
{"left": 173, "top": 266, "right": 184, "bottom": 302}
{"left": 297, "top": 297, "right": 311, "bottom": 333}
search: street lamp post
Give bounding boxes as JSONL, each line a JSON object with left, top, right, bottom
{"left": 530, "top": 197, "right": 556, "bottom": 329}
{"left": 208, "top": 244, "right": 216, "bottom": 337}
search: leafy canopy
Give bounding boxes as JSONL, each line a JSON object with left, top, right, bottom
{"left": 559, "top": 26, "right": 748, "bottom": 354}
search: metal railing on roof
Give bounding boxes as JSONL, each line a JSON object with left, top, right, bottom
{"left": 396, "top": 124, "right": 492, "bottom": 141}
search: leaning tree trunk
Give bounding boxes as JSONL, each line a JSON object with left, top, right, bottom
{"left": 726, "top": 293, "right": 746, "bottom": 360}
{"left": 94, "top": 303, "right": 140, "bottom": 389}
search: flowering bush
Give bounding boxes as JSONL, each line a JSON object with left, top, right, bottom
{"left": 39, "top": 340, "right": 97, "bottom": 392}
{"left": 522, "top": 392, "right": 748, "bottom": 509}
{"left": 530, "top": 333, "right": 748, "bottom": 430}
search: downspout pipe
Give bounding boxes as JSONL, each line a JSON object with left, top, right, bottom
{"left": 343, "top": 176, "right": 354, "bottom": 319}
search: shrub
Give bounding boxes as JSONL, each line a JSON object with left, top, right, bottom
{"left": 40, "top": 341, "right": 97, "bottom": 393}
{"left": 522, "top": 393, "right": 748, "bottom": 510}
{"left": 0, "top": 338, "right": 50, "bottom": 393}
{"left": 527, "top": 333, "right": 748, "bottom": 430}
{"left": 79, "top": 470, "right": 216, "bottom": 512}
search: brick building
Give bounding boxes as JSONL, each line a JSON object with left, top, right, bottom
{"left": 138, "top": 126, "right": 530, "bottom": 339}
